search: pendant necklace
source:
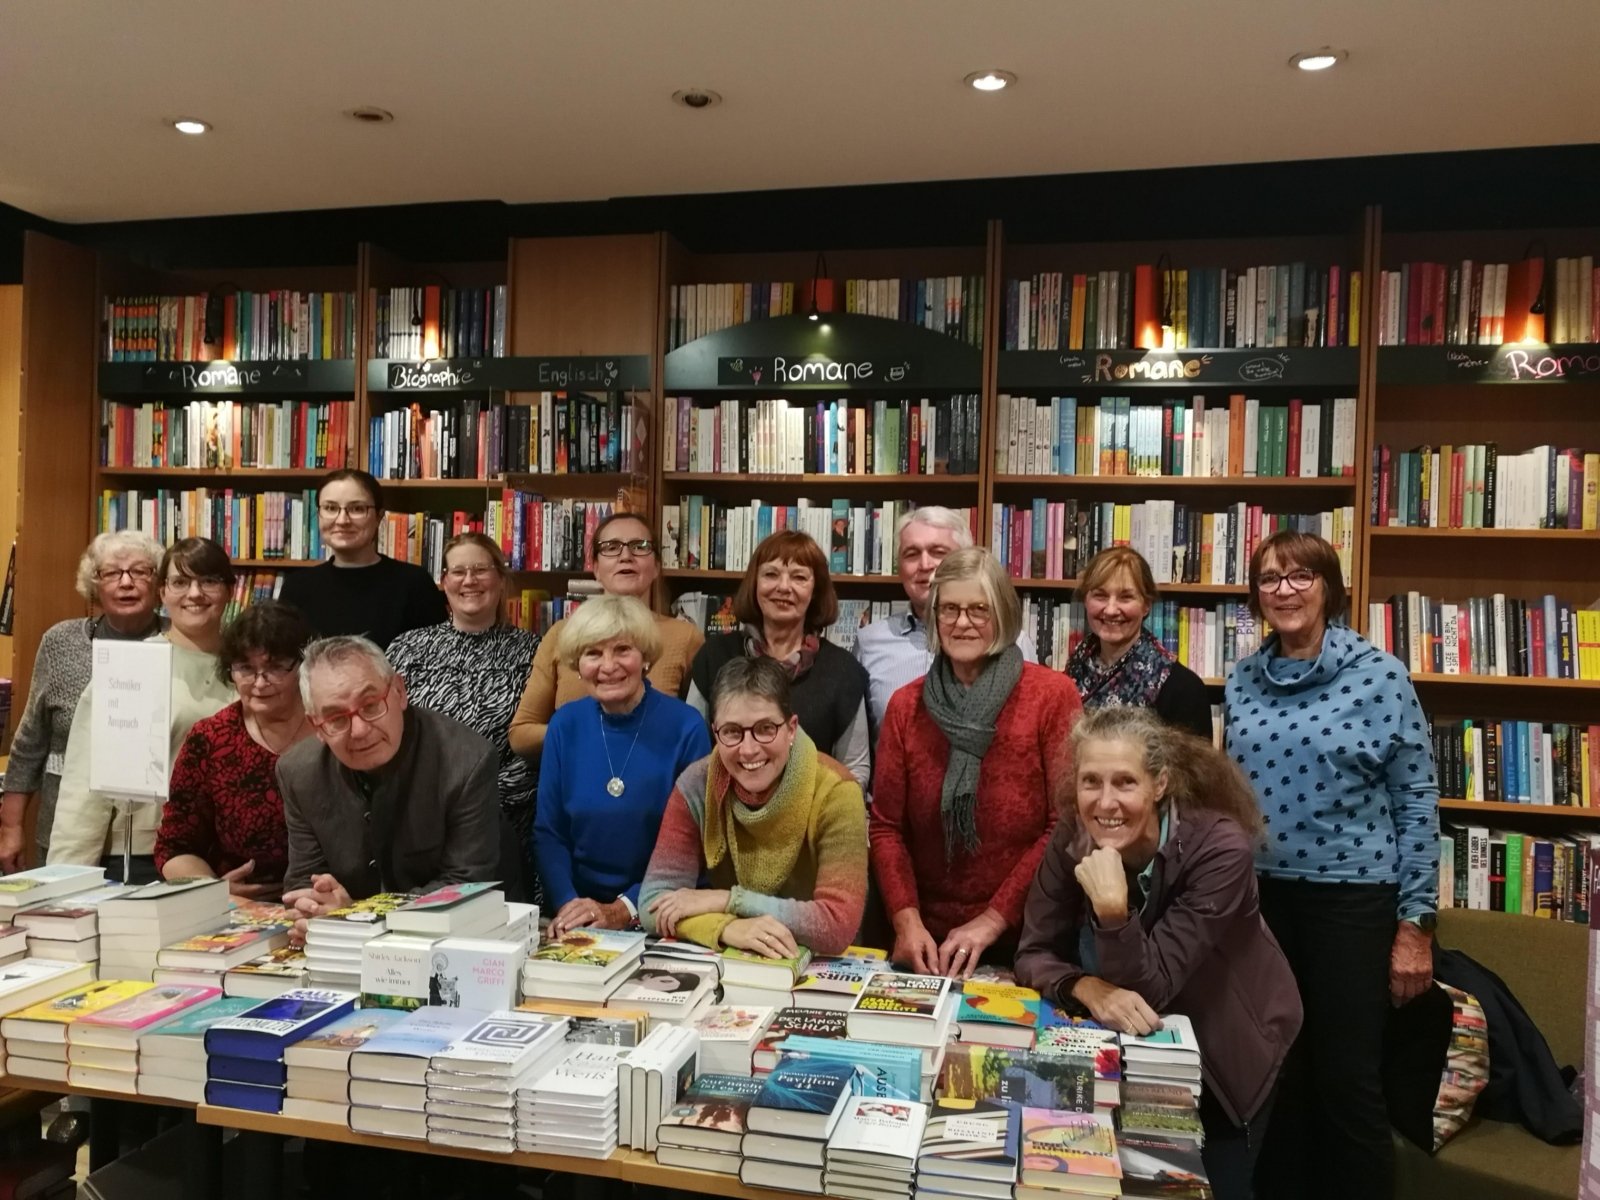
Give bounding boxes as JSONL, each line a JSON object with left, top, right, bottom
{"left": 600, "top": 692, "right": 647, "bottom": 797}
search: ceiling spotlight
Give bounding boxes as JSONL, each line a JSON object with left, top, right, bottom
{"left": 347, "top": 107, "right": 395, "bottom": 124}
{"left": 1290, "top": 48, "right": 1348, "bottom": 71}
{"left": 672, "top": 89, "right": 723, "bottom": 110}
{"left": 965, "top": 70, "right": 1016, "bottom": 92}
{"left": 172, "top": 119, "right": 211, "bottom": 135}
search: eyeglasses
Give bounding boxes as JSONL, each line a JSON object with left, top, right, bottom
{"left": 95, "top": 566, "right": 156, "bottom": 585}
{"left": 1257, "top": 568, "right": 1319, "bottom": 594}
{"left": 596, "top": 538, "right": 654, "bottom": 558}
{"left": 935, "top": 601, "right": 993, "bottom": 626}
{"left": 165, "top": 575, "right": 229, "bottom": 594}
{"left": 309, "top": 681, "right": 394, "bottom": 735}
{"left": 229, "top": 660, "right": 299, "bottom": 685}
{"left": 444, "top": 564, "right": 497, "bottom": 581}
{"left": 319, "top": 502, "right": 375, "bottom": 520}
{"left": 714, "top": 720, "right": 786, "bottom": 747}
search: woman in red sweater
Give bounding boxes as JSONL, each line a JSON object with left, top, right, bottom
{"left": 868, "top": 547, "right": 1081, "bottom": 978}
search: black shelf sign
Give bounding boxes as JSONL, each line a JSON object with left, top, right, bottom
{"left": 997, "top": 348, "right": 1359, "bottom": 389}
{"left": 665, "top": 313, "right": 982, "bottom": 390}
{"left": 369, "top": 356, "right": 652, "bottom": 393}
{"left": 1378, "top": 344, "right": 1600, "bottom": 385}
{"left": 138, "top": 362, "right": 309, "bottom": 392}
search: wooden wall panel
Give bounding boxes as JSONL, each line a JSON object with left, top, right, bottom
{"left": 0, "top": 285, "right": 22, "bottom": 680}
{"left": 509, "top": 235, "right": 661, "bottom": 356}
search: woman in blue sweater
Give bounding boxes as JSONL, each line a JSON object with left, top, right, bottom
{"left": 535, "top": 595, "right": 710, "bottom": 938}
{"left": 1226, "top": 530, "right": 1439, "bottom": 1200}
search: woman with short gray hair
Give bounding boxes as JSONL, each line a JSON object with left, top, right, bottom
{"left": 0, "top": 531, "right": 164, "bottom": 872}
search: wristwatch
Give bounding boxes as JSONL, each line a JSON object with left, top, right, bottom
{"left": 1405, "top": 912, "right": 1438, "bottom": 934}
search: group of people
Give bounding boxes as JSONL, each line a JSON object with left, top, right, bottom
{"left": 0, "top": 466, "right": 1440, "bottom": 1200}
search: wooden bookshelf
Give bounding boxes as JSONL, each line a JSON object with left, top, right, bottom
{"left": 1409, "top": 674, "right": 1600, "bottom": 691}
{"left": 97, "top": 466, "right": 330, "bottom": 481}
{"left": 1369, "top": 526, "right": 1599, "bottom": 541}
{"left": 991, "top": 474, "right": 1354, "bottom": 490}
{"left": 1439, "top": 800, "right": 1600, "bottom": 820}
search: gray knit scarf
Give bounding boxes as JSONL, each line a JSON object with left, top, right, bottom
{"left": 920, "top": 644, "right": 1024, "bottom": 859}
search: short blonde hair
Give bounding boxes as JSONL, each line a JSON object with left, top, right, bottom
{"left": 925, "top": 546, "right": 1022, "bottom": 659}
{"left": 77, "top": 531, "right": 163, "bottom": 603}
{"left": 560, "top": 595, "right": 662, "bottom": 670}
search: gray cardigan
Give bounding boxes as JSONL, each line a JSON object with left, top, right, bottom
{"left": 277, "top": 705, "right": 500, "bottom": 898}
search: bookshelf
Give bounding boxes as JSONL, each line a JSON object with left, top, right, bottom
{"left": 992, "top": 220, "right": 1370, "bottom": 673}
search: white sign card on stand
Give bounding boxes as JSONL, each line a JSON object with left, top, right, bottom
{"left": 87, "top": 639, "right": 172, "bottom": 879}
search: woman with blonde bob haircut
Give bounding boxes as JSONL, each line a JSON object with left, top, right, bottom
{"left": 1016, "top": 705, "right": 1300, "bottom": 1200}
{"left": 869, "top": 547, "right": 1082, "bottom": 978}
{"left": 535, "top": 595, "right": 710, "bottom": 938}
{"left": 1066, "top": 547, "right": 1212, "bottom": 740}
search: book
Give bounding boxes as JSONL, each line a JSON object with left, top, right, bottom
{"left": 0, "top": 959, "right": 97, "bottom": 1018}
{"left": 0, "top": 865, "right": 106, "bottom": 907}
{"left": 847, "top": 973, "right": 953, "bottom": 1047}
{"left": 359, "top": 933, "right": 438, "bottom": 1010}
{"left": 827, "top": 1097, "right": 929, "bottom": 1171}
{"left": 98, "top": 877, "right": 228, "bottom": 922}
{"left": 202, "top": 989, "right": 358, "bottom": 1060}
{"left": 690, "top": 1004, "right": 775, "bottom": 1076}
{"left": 746, "top": 1057, "right": 857, "bottom": 1139}
{"left": 11, "top": 883, "right": 125, "bottom": 938}
{"left": 940, "top": 1044, "right": 1096, "bottom": 1113}
{"left": 282, "top": 1008, "right": 409, "bottom": 1070}
{"left": 305, "top": 893, "right": 410, "bottom": 938}
{"left": 1018, "top": 1107, "right": 1122, "bottom": 1194}
{"left": 138, "top": 996, "right": 257, "bottom": 1064}
{"left": 156, "top": 923, "right": 291, "bottom": 971}
{"left": 1, "top": 980, "right": 154, "bottom": 1043}
{"left": 524, "top": 928, "right": 645, "bottom": 973}
{"left": 754, "top": 1006, "right": 850, "bottom": 1071}
{"left": 791, "top": 954, "right": 889, "bottom": 1012}
{"left": 780, "top": 1034, "right": 922, "bottom": 1101}
{"left": 720, "top": 945, "right": 813, "bottom": 991}
{"left": 738, "top": 1158, "right": 824, "bottom": 1194}
{"left": 349, "top": 1005, "right": 482, "bottom": 1083}
{"left": 515, "top": 998, "right": 648, "bottom": 1047}
{"left": 918, "top": 1098, "right": 1022, "bottom": 1191}
{"left": 607, "top": 967, "right": 714, "bottom": 1021}
{"left": 205, "top": 1078, "right": 283, "bottom": 1114}
{"left": 429, "top": 937, "right": 522, "bottom": 1011}
{"left": 385, "top": 882, "right": 505, "bottom": 936}
{"left": 224, "top": 945, "right": 309, "bottom": 998}
{"left": 955, "top": 982, "right": 1041, "bottom": 1049}
{"left": 69, "top": 984, "right": 222, "bottom": 1049}
{"left": 655, "top": 1071, "right": 766, "bottom": 1153}
{"left": 430, "top": 1011, "right": 567, "bottom": 1076}
{"left": 1116, "top": 1130, "right": 1210, "bottom": 1198}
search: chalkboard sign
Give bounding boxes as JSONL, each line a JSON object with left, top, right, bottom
{"left": 1379, "top": 344, "right": 1600, "bottom": 385}
{"left": 137, "top": 362, "right": 308, "bottom": 392}
{"left": 367, "top": 356, "right": 652, "bottom": 392}
{"left": 997, "top": 348, "right": 1358, "bottom": 389}
{"left": 666, "top": 313, "right": 982, "bottom": 390}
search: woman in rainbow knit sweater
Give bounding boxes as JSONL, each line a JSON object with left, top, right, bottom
{"left": 639, "top": 655, "right": 867, "bottom": 959}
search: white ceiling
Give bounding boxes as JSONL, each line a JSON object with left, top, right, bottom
{"left": 3, "top": 0, "right": 1598, "bottom": 224}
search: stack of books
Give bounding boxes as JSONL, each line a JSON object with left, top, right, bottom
{"left": 689, "top": 1005, "right": 775, "bottom": 1075}
{"left": 517, "top": 998, "right": 648, "bottom": 1047}
{"left": 11, "top": 881, "right": 125, "bottom": 969}
{"left": 0, "top": 979, "right": 150, "bottom": 1082}
{"left": 136, "top": 996, "right": 257, "bottom": 1102}
{"left": 66, "top": 983, "right": 220, "bottom": 1093}
{"left": 1037, "top": 1014, "right": 1123, "bottom": 1110}
{"left": 1116, "top": 1124, "right": 1209, "bottom": 1198}
{"left": 520, "top": 929, "right": 644, "bottom": 1003}
{"left": 753, "top": 1006, "right": 848, "bottom": 1072}
{"left": 303, "top": 894, "right": 409, "bottom": 990}
{"left": 654, "top": 1072, "right": 765, "bottom": 1174}
{"left": 152, "top": 921, "right": 293, "bottom": 990}
{"left": 955, "top": 981, "right": 1042, "bottom": 1049}
{"left": 98, "top": 879, "right": 230, "bottom": 982}
{"left": 0, "top": 865, "right": 107, "bottom": 913}
{"left": 619, "top": 1023, "right": 701, "bottom": 1151}
{"left": 281, "top": 1008, "right": 407, "bottom": 1123}
{"left": 639, "top": 939, "right": 722, "bottom": 985}
{"left": 1120, "top": 1015, "right": 1202, "bottom": 1106}
{"left": 941, "top": 1043, "right": 1096, "bottom": 1113}
{"left": 1015, "top": 1107, "right": 1123, "bottom": 1199}
{"left": 824, "top": 1096, "right": 930, "bottom": 1200}
{"left": 608, "top": 965, "right": 715, "bottom": 1025}
{"left": 739, "top": 1056, "right": 857, "bottom": 1193}
{"left": 0, "top": 921, "right": 24, "bottom": 965}
{"left": 918, "top": 1099, "right": 1022, "bottom": 1200}
{"left": 346, "top": 1005, "right": 482, "bottom": 1138}
{"left": 224, "top": 946, "right": 310, "bottom": 998}
{"left": 779, "top": 1030, "right": 924, "bottom": 1102}
{"left": 718, "top": 947, "right": 813, "bottom": 1008}
{"left": 424, "top": 1011, "right": 570, "bottom": 1153}
{"left": 501, "top": 902, "right": 537, "bottom": 950}
{"left": 202, "top": 988, "right": 358, "bottom": 1114}
{"left": 386, "top": 883, "right": 508, "bottom": 939}
{"left": 362, "top": 932, "right": 525, "bottom": 1012}
{"left": 846, "top": 972, "right": 957, "bottom": 1102}
{"left": 517, "top": 1044, "right": 631, "bottom": 1159}
{"left": 788, "top": 950, "right": 890, "bottom": 1012}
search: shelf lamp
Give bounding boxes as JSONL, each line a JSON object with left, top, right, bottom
{"left": 1135, "top": 255, "right": 1172, "bottom": 350}
{"left": 1504, "top": 239, "right": 1548, "bottom": 345}
{"left": 799, "top": 252, "right": 836, "bottom": 321}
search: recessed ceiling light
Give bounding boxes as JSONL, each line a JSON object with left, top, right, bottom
{"left": 1290, "top": 48, "right": 1348, "bottom": 71}
{"left": 171, "top": 119, "right": 211, "bottom": 135}
{"left": 346, "top": 107, "right": 395, "bottom": 125}
{"left": 672, "top": 89, "right": 723, "bottom": 110}
{"left": 965, "top": 70, "right": 1016, "bottom": 92}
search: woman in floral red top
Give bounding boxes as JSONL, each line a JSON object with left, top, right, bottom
{"left": 155, "top": 601, "right": 317, "bottom": 899}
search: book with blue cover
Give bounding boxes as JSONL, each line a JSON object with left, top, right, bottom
{"left": 348, "top": 1005, "right": 483, "bottom": 1083}
{"left": 776, "top": 1034, "right": 920, "bottom": 1101}
{"left": 745, "top": 1057, "right": 855, "bottom": 1139}
{"left": 205, "top": 1078, "right": 284, "bottom": 1114}
{"left": 207, "top": 1054, "right": 287, "bottom": 1087}
{"left": 202, "top": 989, "right": 357, "bottom": 1060}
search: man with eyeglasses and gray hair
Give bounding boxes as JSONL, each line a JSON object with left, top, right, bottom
{"left": 279, "top": 635, "right": 501, "bottom": 931}
{"left": 851, "top": 507, "right": 1037, "bottom": 741}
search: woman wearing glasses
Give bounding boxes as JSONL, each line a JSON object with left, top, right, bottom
{"left": 640, "top": 656, "right": 867, "bottom": 958}
{"left": 277, "top": 468, "right": 447, "bottom": 649}
{"left": 684, "top": 530, "right": 872, "bottom": 791}
{"left": 510, "top": 512, "right": 703, "bottom": 761}
{"left": 49, "top": 538, "right": 239, "bottom": 882}
{"left": 155, "top": 601, "right": 317, "bottom": 898}
{"left": 868, "top": 547, "right": 1081, "bottom": 978}
{"left": 0, "top": 532, "right": 165, "bottom": 872}
{"left": 1229, "top": 530, "right": 1438, "bottom": 1200}
{"left": 389, "top": 533, "right": 541, "bottom": 898}
{"left": 535, "top": 595, "right": 710, "bottom": 939}
{"left": 1065, "top": 547, "right": 1214, "bottom": 740}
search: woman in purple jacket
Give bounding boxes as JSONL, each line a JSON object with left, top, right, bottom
{"left": 1015, "top": 705, "right": 1301, "bottom": 1200}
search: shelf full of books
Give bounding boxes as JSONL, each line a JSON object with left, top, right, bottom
{"left": 372, "top": 285, "right": 509, "bottom": 360}
{"left": 103, "top": 291, "right": 359, "bottom": 363}
{"left": 100, "top": 399, "right": 355, "bottom": 472}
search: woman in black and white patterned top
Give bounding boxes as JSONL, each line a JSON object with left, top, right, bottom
{"left": 388, "top": 532, "right": 541, "bottom": 900}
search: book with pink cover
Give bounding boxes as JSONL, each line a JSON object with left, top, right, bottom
{"left": 399, "top": 882, "right": 499, "bottom": 911}
{"left": 76, "top": 984, "right": 221, "bottom": 1031}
